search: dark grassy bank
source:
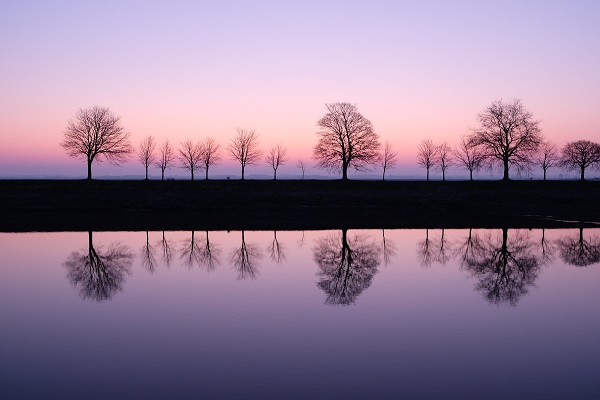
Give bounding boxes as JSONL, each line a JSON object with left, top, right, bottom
{"left": 0, "top": 179, "right": 599, "bottom": 231}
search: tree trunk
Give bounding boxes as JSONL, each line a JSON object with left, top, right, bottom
{"left": 469, "top": 169, "right": 473, "bottom": 181}
{"left": 241, "top": 166, "right": 245, "bottom": 180}
{"left": 382, "top": 168, "right": 386, "bottom": 181}
{"left": 503, "top": 159, "right": 510, "bottom": 180}
{"left": 145, "top": 167, "right": 149, "bottom": 180}
{"left": 543, "top": 168, "right": 547, "bottom": 181}
{"left": 442, "top": 170, "right": 446, "bottom": 182}
{"left": 342, "top": 163, "right": 348, "bottom": 180}
{"left": 191, "top": 170, "right": 194, "bottom": 181}
{"left": 87, "top": 159, "right": 92, "bottom": 180}
{"left": 581, "top": 166, "right": 585, "bottom": 181}
{"left": 426, "top": 167, "right": 429, "bottom": 181}
{"left": 274, "top": 168, "right": 277, "bottom": 180}
{"left": 205, "top": 168, "right": 209, "bottom": 180}
{"left": 161, "top": 169, "right": 165, "bottom": 180}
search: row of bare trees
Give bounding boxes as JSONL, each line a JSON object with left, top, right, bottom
{"left": 417, "top": 100, "right": 600, "bottom": 181}
{"left": 61, "top": 102, "right": 599, "bottom": 180}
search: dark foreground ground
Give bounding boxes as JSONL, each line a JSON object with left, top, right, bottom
{"left": 0, "top": 179, "right": 599, "bottom": 231}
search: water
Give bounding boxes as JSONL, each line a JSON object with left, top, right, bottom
{"left": 1, "top": 228, "right": 599, "bottom": 399}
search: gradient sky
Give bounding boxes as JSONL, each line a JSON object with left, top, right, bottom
{"left": 1, "top": 0, "right": 599, "bottom": 178}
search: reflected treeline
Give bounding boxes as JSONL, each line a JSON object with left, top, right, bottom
{"left": 64, "top": 231, "right": 134, "bottom": 301}
{"left": 62, "top": 228, "right": 600, "bottom": 305}
{"left": 313, "top": 229, "right": 381, "bottom": 305}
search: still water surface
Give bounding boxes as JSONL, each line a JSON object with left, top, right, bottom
{"left": 1, "top": 229, "right": 599, "bottom": 399}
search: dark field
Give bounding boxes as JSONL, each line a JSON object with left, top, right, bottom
{"left": 0, "top": 179, "right": 598, "bottom": 231}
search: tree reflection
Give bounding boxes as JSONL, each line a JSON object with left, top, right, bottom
{"left": 64, "top": 231, "right": 134, "bottom": 301}
{"left": 267, "top": 230, "right": 287, "bottom": 264}
{"left": 557, "top": 228, "right": 600, "bottom": 267}
{"left": 381, "top": 229, "right": 397, "bottom": 267}
{"left": 230, "top": 231, "right": 262, "bottom": 279}
{"left": 313, "top": 229, "right": 381, "bottom": 305}
{"left": 140, "top": 231, "right": 158, "bottom": 273}
{"left": 540, "top": 228, "right": 556, "bottom": 264}
{"left": 417, "top": 229, "right": 450, "bottom": 267}
{"left": 461, "top": 228, "right": 541, "bottom": 306}
{"left": 156, "top": 231, "right": 176, "bottom": 268}
{"left": 453, "top": 228, "right": 482, "bottom": 268}
{"left": 180, "top": 231, "right": 221, "bottom": 271}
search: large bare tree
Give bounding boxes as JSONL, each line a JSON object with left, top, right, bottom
{"left": 200, "top": 137, "right": 221, "bottom": 180}
{"left": 559, "top": 140, "right": 600, "bottom": 181}
{"left": 471, "top": 99, "right": 543, "bottom": 180}
{"left": 179, "top": 139, "right": 203, "bottom": 180}
{"left": 536, "top": 140, "right": 559, "bottom": 181}
{"left": 228, "top": 128, "right": 262, "bottom": 180}
{"left": 266, "top": 144, "right": 288, "bottom": 180}
{"left": 380, "top": 141, "right": 398, "bottom": 181}
{"left": 155, "top": 139, "right": 175, "bottom": 180}
{"left": 313, "top": 103, "right": 381, "bottom": 180}
{"left": 454, "top": 135, "right": 486, "bottom": 181}
{"left": 417, "top": 139, "right": 438, "bottom": 181}
{"left": 61, "top": 106, "right": 132, "bottom": 180}
{"left": 138, "top": 135, "right": 156, "bottom": 180}
{"left": 437, "top": 141, "right": 453, "bottom": 181}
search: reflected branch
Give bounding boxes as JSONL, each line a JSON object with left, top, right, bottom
{"left": 140, "top": 231, "right": 158, "bottom": 273}
{"left": 230, "top": 231, "right": 262, "bottom": 279}
{"left": 557, "top": 228, "right": 600, "bottom": 267}
{"left": 267, "top": 230, "right": 287, "bottom": 264}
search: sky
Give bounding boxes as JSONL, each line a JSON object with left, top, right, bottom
{"left": 1, "top": 0, "right": 599, "bottom": 179}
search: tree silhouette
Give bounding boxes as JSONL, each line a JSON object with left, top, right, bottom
{"left": 416, "top": 229, "right": 450, "bottom": 267}
{"left": 267, "top": 230, "right": 287, "bottom": 264}
{"left": 228, "top": 128, "right": 262, "bottom": 180}
{"left": 266, "top": 144, "right": 288, "bottom": 180}
{"left": 453, "top": 228, "right": 483, "bottom": 268}
{"left": 454, "top": 135, "right": 486, "bottom": 181}
{"left": 140, "top": 231, "right": 158, "bottom": 273}
{"left": 297, "top": 160, "right": 307, "bottom": 180}
{"left": 180, "top": 231, "right": 221, "bottom": 271}
{"left": 380, "top": 141, "right": 398, "bottom": 181}
{"left": 155, "top": 140, "right": 175, "bottom": 180}
{"left": 230, "top": 231, "right": 263, "bottom": 279}
{"left": 313, "top": 103, "right": 381, "bottom": 180}
{"left": 417, "top": 139, "right": 438, "bottom": 181}
{"left": 64, "top": 231, "right": 133, "bottom": 301}
{"left": 539, "top": 228, "right": 556, "bottom": 264}
{"left": 178, "top": 139, "right": 203, "bottom": 180}
{"left": 138, "top": 135, "right": 157, "bottom": 180}
{"left": 156, "top": 231, "right": 176, "bottom": 268}
{"left": 313, "top": 230, "right": 381, "bottom": 305}
{"left": 436, "top": 142, "right": 453, "bottom": 181}
{"left": 536, "top": 140, "right": 559, "bottom": 181}
{"left": 61, "top": 106, "right": 132, "bottom": 180}
{"left": 200, "top": 137, "right": 221, "bottom": 180}
{"left": 470, "top": 99, "right": 543, "bottom": 180}
{"left": 556, "top": 228, "right": 600, "bottom": 267}
{"left": 559, "top": 140, "right": 600, "bottom": 181}
{"left": 462, "top": 228, "right": 541, "bottom": 306}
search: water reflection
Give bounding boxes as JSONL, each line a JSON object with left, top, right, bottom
{"left": 64, "top": 231, "right": 134, "bottom": 301}
{"left": 313, "top": 229, "right": 381, "bottom": 305}
{"left": 180, "top": 231, "right": 222, "bottom": 271}
{"left": 267, "top": 230, "right": 287, "bottom": 264}
{"left": 157, "top": 231, "right": 176, "bottom": 268}
{"left": 140, "top": 231, "right": 158, "bottom": 273}
{"left": 461, "top": 228, "right": 542, "bottom": 306}
{"left": 416, "top": 229, "right": 450, "bottom": 267}
{"left": 230, "top": 230, "right": 263, "bottom": 279}
{"left": 381, "top": 229, "right": 397, "bottom": 267}
{"left": 557, "top": 228, "right": 600, "bottom": 267}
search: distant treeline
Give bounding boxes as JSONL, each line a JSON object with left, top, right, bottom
{"left": 60, "top": 101, "right": 600, "bottom": 181}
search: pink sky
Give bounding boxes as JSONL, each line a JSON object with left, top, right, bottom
{"left": 1, "top": 1, "right": 599, "bottom": 179}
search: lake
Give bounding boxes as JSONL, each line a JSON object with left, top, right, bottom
{"left": 1, "top": 228, "right": 599, "bottom": 399}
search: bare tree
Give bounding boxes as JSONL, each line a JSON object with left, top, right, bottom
{"left": 536, "top": 140, "right": 559, "bottom": 181}
{"left": 180, "top": 231, "right": 221, "bottom": 271}
{"left": 64, "top": 232, "right": 134, "bottom": 301}
{"left": 437, "top": 142, "right": 453, "bottom": 181}
{"left": 380, "top": 141, "right": 398, "bottom": 181}
{"left": 559, "top": 140, "right": 600, "bottom": 181}
{"left": 454, "top": 135, "right": 486, "bottom": 181}
{"left": 297, "top": 160, "right": 307, "bottom": 180}
{"left": 140, "top": 231, "right": 158, "bottom": 273}
{"left": 381, "top": 229, "right": 397, "bottom": 267}
{"left": 156, "top": 231, "right": 176, "bottom": 267}
{"left": 155, "top": 140, "right": 175, "bottom": 180}
{"left": 179, "top": 139, "right": 203, "bottom": 180}
{"left": 417, "top": 139, "right": 438, "bottom": 181}
{"left": 228, "top": 128, "right": 262, "bottom": 180}
{"left": 267, "top": 231, "right": 287, "bottom": 264}
{"left": 266, "top": 144, "right": 288, "bottom": 180}
{"left": 61, "top": 106, "right": 133, "bottom": 180}
{"left": 200, "top": 137, "right": 221, "bottom": 180}
{"left": 470, "top": 99, "right": 543, "bottom": 180}
{"left": 313, "top": 103, "right": 381, "bottom": 180}
{"left": 138, "top": 135, "right": 157, "bottom": 180}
